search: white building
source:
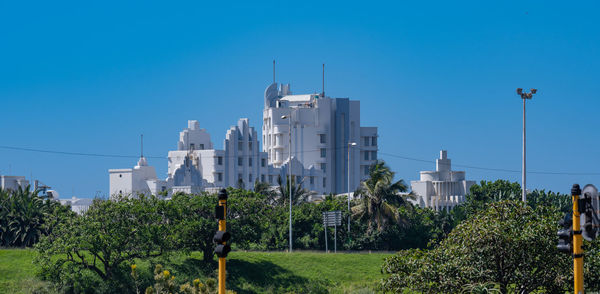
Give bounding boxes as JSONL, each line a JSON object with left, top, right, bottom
{"left": 0, "top": 175, "right": 29, "bottom": 191}
{"left": 60, "top": 197, "right": 94, "bottom": 215}
{"left": 410, "top": 150, "right": 475, "bottom": 211}
{"left": 109, "top": 156, "right": 167, "bottom": 198}
{"left": 108, "top": 81, "right": 377, "bottom": 198}
{"left": 262, "top": 83, "right": 377, "bottom": 194}
{"left": 166, "top": 119, "right": 324, "bottom": 193}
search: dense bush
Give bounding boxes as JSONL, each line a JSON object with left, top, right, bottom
{"left": 380, "top": 201, "right": 571, "bottom": 293}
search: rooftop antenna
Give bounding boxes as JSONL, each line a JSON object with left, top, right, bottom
{"left": 140, "top": 134, "right": 144, "bottom": 158}
{"left": 273, "top": 60, "right": 276, "bottom": 84}
{"left": 322, "top": 63, "right": 325, "bottom": 97}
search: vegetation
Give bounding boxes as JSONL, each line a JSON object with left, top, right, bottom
{"left": 380, "top": 201, "right": 571, "bottom": 293}
{"left": 2, "top": 160, "right": 593, "bottom": 293}
{"left": 0, "top": 186, "right": 72, "bottom": 247}
{"left": 379, "top": 180, "right": 600, "bottom": 293}
{"left": 1, "top": 249, "right": 391, "bottom": 294}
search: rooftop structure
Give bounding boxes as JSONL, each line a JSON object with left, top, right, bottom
{"left": 410, "top": 150, "right": 475, "bottom": 211}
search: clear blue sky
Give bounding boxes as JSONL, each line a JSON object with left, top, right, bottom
{"left": 1, "top": 0, "right": 599, "bottom": 197}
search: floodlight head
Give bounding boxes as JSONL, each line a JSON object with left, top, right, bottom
{"left": 531, "top": 88, "right": 537, "bottom": 94}
{"left": 516, "top": 88, "right": 523, "bottom": 95}
{"left": 281, "top": 115, "right": 288, "bottom": 119}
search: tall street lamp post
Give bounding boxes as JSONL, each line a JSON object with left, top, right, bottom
{"left": 281, "top": 114, "right": 293, "bottom": 252}
{"left": 516, "top": 88, "right": 537, "bottom": 203}
{"left": 347, "top": 142, "right": 357, "bottom": 235}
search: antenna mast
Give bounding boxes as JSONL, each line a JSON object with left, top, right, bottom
{"left": 141, "top": 134, "right": 144, "bottom": 158}
{"left": 322, "top": 63, "right": 325, "bottom": 96}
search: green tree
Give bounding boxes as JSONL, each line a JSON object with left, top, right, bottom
{"left": 352, "top": 160, "right": 409, "bottom": 232}
{"left": 275, "top": 175, "right": 314, "bottom": 206}
{"left": 381, "top": 201, "right": 571, "bottom": 293}
{"left": 0, "top": 186, "right": 66, "bottom": 247}
{"left": 35, "top": 195, "right": 178, "bottom": 293}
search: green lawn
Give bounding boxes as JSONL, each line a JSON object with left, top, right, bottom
{"left": 0, "top": 249, "right": 392, "bottom": 293}
{"left": 0, "top": 249, "right": 49, "bottom": 294}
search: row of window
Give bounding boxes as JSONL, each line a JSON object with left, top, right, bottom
{"left": 237, "top": 141, "right": 253, "bottom": 151}
{"left": 227, "top": 173, "right": 326, "bottom": 188}
{"left": 237, "top": 157, "right": 267, "bottom": 167}
{"left": 363, "top": 151, "right": 377, "bottom": 161}
{"left": 363, "top": 136, "right": 377, "bottom": 146}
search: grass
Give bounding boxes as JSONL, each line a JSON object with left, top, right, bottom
{"left": 0, "top": 248, "right": 49, "bottom": 294}
{"left": 0, "top": 249, "right": 392, "bottom": 293}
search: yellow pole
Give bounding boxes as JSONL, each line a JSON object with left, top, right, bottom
{"left": 218, "top": 198, "right": 226, "bottom": 294}
{"left": 572, "top": 188, "right": 584, "bottom": 294}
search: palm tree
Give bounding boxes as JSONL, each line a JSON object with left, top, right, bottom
{"left": 276, "top": 175, "right": 314, "bottom": 206}
{"left": 352, "top": 160, "right": 410, "bottom": 232}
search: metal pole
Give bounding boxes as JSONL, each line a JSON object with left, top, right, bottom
{"left": 522, "top": 98, "right": 526, "bottom": 202}
{"left": 572, "top": 184, "right": 584, "bottom": 293}
{"left": 288, "top": 115, "right": 293, "bottom": 253}
{"left": 324, "top": 220, "right": 328, "bottom": 253}
{"left": 348, "top": 143, "right": 351, "bottom": 234}
{"left": 334, "top": 222, "right": 337, "bottom": 253}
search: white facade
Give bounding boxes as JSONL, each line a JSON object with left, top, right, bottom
{"left": 262, "top": 83, "right": 377, "bottom": 194}
{"left": 166, "top": 119, "right": 324, "bottom": 194}
{"left": 0, "top": 175, "right": 29, "bottom": 191}
{"left": 410, "top": 150, "right": 475, "bottom": 211}
{"left": 60, "top": 197, "right": 94, "bottom": 215}
{"left": 108, "top": 82, "right": 378, "bottom": 197}
{"left": 108, "top": 156, "right": 167, "bottom": 199}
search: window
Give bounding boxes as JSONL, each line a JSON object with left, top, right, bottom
{"left": 320, "top": 148, "right": 326, "bottom": 158}
{"left": 269, "top": 175, "right": 273, "bottom": 183}
{"left": 371, "top": 151, "right": 377, "bottom": 160}
{"left": 238, "top": 157, "right": 243, "bottom": 166}
{"left": 238, "top": 173, "right": 242, "bottom": 180}
{"left": 161, "top": 186, "right": 166, "bottom": 192}
{"left": 249, "top": 158, "right": 253, "bottom": 166}
{"left": 364, "top": 165, "right": 369, "bottom": 175}
{"left": 249, "top": 174, "right": 253, "bottom": 182}
{"left": 310, "top": 176, "right": 314, "bottom": 185}
{"left": 364, "top": 151, "right": 369, "bottom": 161}
{"left": 364, "top": 137, "right": 369, "bottom": 146}
{"left": 261, "top": 174, "right": 265, "bottom": 182}
{"left": 319, "top": 134, "right": 326, "bottom": 144}
{"left": 199, "top": 144, "right": 205, "bottom": 150}
{"left": 190, "top": 143, "right": 195, "bottom": 150}
{"left": 217, "top": 156, "right": 223, "bottom": 165}
{"left": 372, "top": 136, "right": 377, "bottom": 146}
{"left": 320, "top": 163, "right": 326, "bottom": 172}
{"left": 261, "top": 158, "right": 266, "bottom": 167}
{"left": 249, "top": 142, "right": 252, "bottom": 151}
{"left": 238, "top": 141, "right": 243, "bottom": 150}
{"left": 323, "top": 178, "right": 327, "bottom": 188}
{"left": 217, "top": 173, "right": 223, "bottom": 182}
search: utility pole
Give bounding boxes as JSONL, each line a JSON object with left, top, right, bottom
{"left": 516, "top": 88, "right": 537, "bottom": 202}
{"left": 281, "top": 114, "right": 293, "bottom": 252}
{"left": 347, "top": 142, "right": 356, "bottom": 235}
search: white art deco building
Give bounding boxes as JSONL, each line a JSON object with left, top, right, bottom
{"left": 263, "top": 83, "right": 378, "bottom": 194}
{"left": 410, "top": 150, "right": 475, "bottom": 211}
{"left": 109, "top": 82, "right": 377, "bottom": 197}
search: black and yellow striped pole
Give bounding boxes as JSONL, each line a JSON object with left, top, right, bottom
{"left": 571, "top": 184, "right": 584, "bottom": 294}
{"left": 214, "top": 189, "right": 231, "bottom": 294}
